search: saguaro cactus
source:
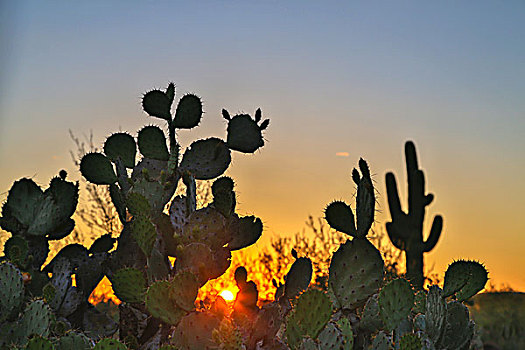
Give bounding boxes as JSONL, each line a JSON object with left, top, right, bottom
{"left": 385, "top": 141, "right": 443, "bottom": 289}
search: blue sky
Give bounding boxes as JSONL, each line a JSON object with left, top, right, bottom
{"left": 1, "top": 1, "right": 524, "bottom": 289}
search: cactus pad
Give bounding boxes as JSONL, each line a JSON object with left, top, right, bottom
{"left": 145, "top": 281, "right": 186, "bottom": 325}
{"left": 328, "top": 238, "right": 384, "bottom": 310}
{"left": 440, "top": 301, "right": 474, "bottom": 349}
{"left": 371, "top": 331, "right": 391, "bottom": 350}
{"left": 211, "top": 176, "right": 236, "bottom": 216}
{"left": 169, "top": 195, "right": 188, "bottom": 235}
{"left": 317, "top": 320, "right": 353, "bottom": 350}
{"left": 137, "top": 125, "right": 169, "bottom": 161}
{"left": 179, "top": 138, "right": 231, "bottom": 180}
{"left": 412, "top": 289, "right": 426, "bottom": 314}
{"left": 285, "top": 289, "right": 332, "bottom": 349}
{"left": 131, "top": 158, "right": 168, "bottom": 182}
{"left": 49, "top": 258, "right": 82, "bottom": 316}
{"left": 176, "top": 243, "right": 231, "bottom": 285}
{"left": 336, "top": 317, "right": 354, "bottom": 350}
{"left": 129, "top": 179, "right": 168, "bottom": 213}
{"left": 324, "top": 201, "right": 357, "bottom": 237}
{"left": 225, "top": 111, "right": 268, "bottom": 153}
{"left": 183, "top": 207, "right": 228, "bottom": 248}
{"left": 25, "top": 335, "right": 54, "bottom": 350}
{"left": 2, "top": 178, "right": 43, "bottom": 228}
{"left": 126, "top": 192, "right": 151, "bottom": 217}
{"left": 0, "top": 262, "right": 24, "bottom": 322}
{"left": 360, "top": 293, "right": 384, "bottom": 331}
{"left": 171, "top": 311, "right": 221, "bottom": 350}
{"left": 425, "top": 285, "right": 445, "bottom": 345}
{"left": 4, "top": 235, "right": 28, "bottom": 266}
{"left": 56, "top": 331, "right": 93, "bottom": 349}
{"left": 89, "top": 233, "right": 116, "bottom": 254}
{"left": 130, "top": 215, "right": 157, "bottom": 257}
{"left": 169, "top": 271, "right": 199, "bottom": 312}
{"left": 47, "top": 176, "right": 78, "bottom": 218}
{"left": 174, "top": 94, "right": 203, "bottom": 129}
{"left": 82, "top": 307, "right": 118, "bottom": 340}
{"left": 211, "top": 318, "right": 244, "bottom": 350}
{"left": 227, "top": 214, "right": 263, "bottom": 251}
{"left": 379, "top": 278, "right": 415, "bottom": 331}
{"left": 104, "top": 132, "right": 136, "bottom": 168}
{"left": 354, "top": 161, "right": 375, "bottom": 237}
{"left": 443, "top": 260, "right": 488, "bottom": 301}
{"left": 19, "top": 299, "right": 53, "bottom": 340}
{"left": 110, "top": 268, "right": 146, "bottom": 304}
{"left": 142, "top": 89, "right": 172, "bottom": 121}
{"left": 80, "top": 153, "right": 117, "bottom": 185}
{"left": 284, "top": 256, "right": 313, "bottom": 299}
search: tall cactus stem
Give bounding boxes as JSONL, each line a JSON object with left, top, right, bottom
{"left": 385, "top": 141, "right": 443, "bottom": 289}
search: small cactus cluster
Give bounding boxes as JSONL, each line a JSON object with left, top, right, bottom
{"left": 0, "top": 172, "right": 118, "bottom": 346}
{"left": 0, "top": 173, "right": 79, "bottom": 289}
{"left": 282, "top": 158, "right": 488, "bottom": 350}
{"left": 76, "top": 83, "right": 269, "bottom": 346}
{"left": 0, "top": 83, "right": 270, "bottom": 348}
{"left": 0, "top": 260, "right": 129, "bottom": 349}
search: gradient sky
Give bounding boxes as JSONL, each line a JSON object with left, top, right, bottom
{"left": 1, "top": 1, "right": 524, "bottom": 290}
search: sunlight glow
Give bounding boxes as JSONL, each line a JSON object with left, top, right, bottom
{"left": 219, "top": 289, "right": 235, "bottom": 302}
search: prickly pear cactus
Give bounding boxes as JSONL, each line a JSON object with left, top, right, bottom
{"left": 110, "top": 267, "right": 147, "bottom": 304}
{"left": 442, "top": 260, "right": 488, "bottom": 302}
{"left": 378, "top": 278, "right": 414, "bottom": 331}
{"left": 223, "top": 108, "right": 269, "bottom": 153}
{"left": 325, "top": 159, "right": 384, "bottom": 310}
{"left": 0, "top": 262, "right": 24, "bottom": 322}
{"left": 56, "top": 331, "right": 93, "bottom": 350}
{"left": 324, "top": 158, "right": 374, "bottom": 239}
{"left": 25, "top": 335, "right": 55, "bottom": 350}
{"left": 314, "top": 318, "right": 353, "bottom": 350}
{"left": 329, "top": 237, "right": 384, "bottom": 310}
{"left": 70, "top": 82, "right": 270, "bottom": 345}
{"left": 212, "top": 318, "right": 245, "bottom": 350}
{"left": 16, "top": 299, "right": 53, "bottom": 344}
{"left": 283, "top": 249, "right": 313, "bottom": 300}
{"left": 171, "top": 311, "right": 221, "bottom": 350}
{"left": 0, "top": 172, "right": 79, "bottom": 276}
{"left": 285, "top": 289, "right": 332, "bottom": 349}
{"left": 425, "top": 285, "right": 445, "bottom": 345}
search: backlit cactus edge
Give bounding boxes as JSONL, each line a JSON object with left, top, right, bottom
{"left": 0, "top": 83, "right": 488, "bottom": 349}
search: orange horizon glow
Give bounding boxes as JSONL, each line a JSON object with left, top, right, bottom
{"left": 83, "top": 240, "right": 511, "bottom": 308}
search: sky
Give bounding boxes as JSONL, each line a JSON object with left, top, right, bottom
{"left": 1, "top": 1, "right": 524, "bottom": 291}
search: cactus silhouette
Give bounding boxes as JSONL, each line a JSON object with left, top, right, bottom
{"left": 385, "top": 141, "right": 443, "bottom": 289}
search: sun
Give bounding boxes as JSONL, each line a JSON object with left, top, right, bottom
{"left": 219, "top": 289, "right": 235, "bottom": 302}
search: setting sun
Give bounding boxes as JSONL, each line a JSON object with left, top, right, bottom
{"left": 219, "top": 290, "right": 235, "bottom": 302}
